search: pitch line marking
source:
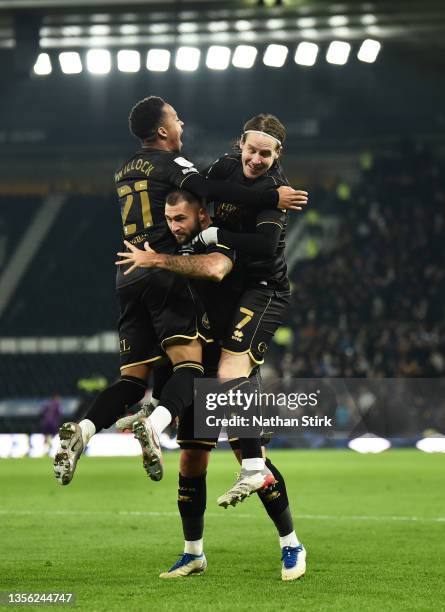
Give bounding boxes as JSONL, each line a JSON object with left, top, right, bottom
{"left": 0, "top": 509, "right": 444, "bottom": 523}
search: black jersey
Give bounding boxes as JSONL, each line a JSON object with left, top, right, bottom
{"left": 206, "top": 154, "right": 290, "bottom": 292}
{"left": 179, "top": 242, "right": 241, "bottom": 341}
{"left": 114, "top": 149, "right": 199, "bottom": 287}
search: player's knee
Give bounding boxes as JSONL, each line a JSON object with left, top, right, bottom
{"left": 120, "top": 364, "right": 150, "bottom": 381}
{"left": 165, "top": 340, "right": 202, "bottom": 365}
{"left": 179, "top": 449, "right": 209, "bottom": 477}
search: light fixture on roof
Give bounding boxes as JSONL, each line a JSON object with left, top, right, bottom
{"left": 326, "top": 40, "right": 351, "bottom": 65}
{"left": 59, "top": 51, "right": 82, "bottom": 74}
{"left": 86, "top": 48, "right": 111, "bottom": 74}
{"left": 208, "top": 21, "right": 229, "bottom": 32}
{"left": 178, "top": 23, "right": 199, "bottom": 33}
{"left": 357, "top": 38, "right": 381, "bottom": 62}
{"left": 263, "top": 44, "right": 288, "bottom": 67}
{"left": 117, "top": 50, "right": 140, "bottom": 72}
{"left": 33, "top": 53, "right": 52, "bottom": 75}
{"left": 206, "top": 46, "right": 231, "bottom": 70}
{"left": 175, "top": 46, "right": 200, "bottom": 71}
{"left": 232, "top": 45, "right": 257, "bottom": 69}
{"left": 294, "top": 42, "right": 319, "bottom": 67}
{"left": 120, "top": 24, "right": 139, "bottom": 35}
{"left": 146, "top": 49, "right": 170, "bottom": 72}
{"left": 235, "top": 20, "right": 252, "bottom": 31}
{"left": 328, "top": 15, "right": 348, "bottom": 27}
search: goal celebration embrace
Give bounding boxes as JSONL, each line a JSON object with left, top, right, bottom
{"left": 53, "top": 95, "right": 309, "bottom": 581}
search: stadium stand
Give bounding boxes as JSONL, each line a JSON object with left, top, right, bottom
{"left": 280, "top": 144, "right": 445, "bottom": 379}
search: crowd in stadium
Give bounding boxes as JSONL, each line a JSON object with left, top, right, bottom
{"left": 278, "top": 144, "right": 444, "bottom": 381}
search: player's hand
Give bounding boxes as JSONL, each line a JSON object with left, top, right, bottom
{"left": 191, "top": 226, "right": 219, "bottom": 247}
{"left": 115, "top": 240, "right": 158, "bottom": 275}
{"left": 277, "top": 186, "right": 308, "bottom": 211}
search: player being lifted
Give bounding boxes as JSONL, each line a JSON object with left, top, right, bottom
{"left": 116, "top": 114, "right": 307, "bottom": 580}
{"left": 53, "top": 97, "right": 306, "bottom": 486}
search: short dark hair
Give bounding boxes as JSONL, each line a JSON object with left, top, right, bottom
{"left": 166, "top": 190, "right": 203, "bottom": 208}
{"left": 128, "top": 96, "right": 166, "bottom": 142}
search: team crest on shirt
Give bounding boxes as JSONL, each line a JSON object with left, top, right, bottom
{"left": 258, "top": 342, "right": 268, "bottom": 354}
{"left": 174, "top": 156, "right": 195, "bottom": 168}
{"left": 202, "top": 313, "right": 211, "bottom": 330}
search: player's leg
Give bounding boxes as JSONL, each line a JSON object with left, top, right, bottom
{"left": 216, "top": 288, "right": 289, "bottom": 507}
{"left": 53, "top": 362, "right": 152, "bottom": 486}
{"left": 216, "top": 353, "right": 275, "bottom": 507}
{"left": 116, "top": 363, "right": 173, "bottom": 430}
{"left": 160, "top": 403, "right": 216, "bottom": 579}
{"left": 230, "top": 442, "right": 306, "bottom": 580}
{"left": 131, "top": 273, "right": 209, "bottom": 478}
{"left": 53, "top": 280, "right": 162, "bottom": 485}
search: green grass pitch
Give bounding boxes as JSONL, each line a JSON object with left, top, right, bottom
{"left": 1, "top": 449, "right": 444, "bottom": 611}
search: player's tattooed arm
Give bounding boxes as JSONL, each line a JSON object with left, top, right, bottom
{"left": 116, "top": 240, "right": 233, "bottom": 282}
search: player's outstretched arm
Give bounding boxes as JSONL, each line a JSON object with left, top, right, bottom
{"left": 182, "top": 173, "right": 307, "bottom": 212}
{"left": 192, "top": 209, "right": 288, "bottom": 258}
{"left": 116, "top": 240, "right": 233, "bottom": 282}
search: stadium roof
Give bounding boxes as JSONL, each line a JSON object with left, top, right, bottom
{"left": 1, "top": 1, "right": 445, "bottom": 50}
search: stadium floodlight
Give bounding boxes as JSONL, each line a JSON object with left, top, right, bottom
{"left": 357, "top": 39, "right": 381, "bottom": 63}
{"left": 326, "top": 41, "right": 351, "bottom": 65}
{"left": 175, "top": 46, "right": 200, "bottom": 71}
{"left": 235, "top": 20, "right": 251, "bottom": 31}
{"left": 86, "top": 49, "right": 111, "bottom": 74}
{"left": 301, "top": 29, "right": 319, "bottom": 40}
{"left": 266, "top": 18, "right": 286, "bottom": 30}
{"left": 120, "top": 24, "right": 139, "bottom": 35}
{"left": 178, "top": 23, "right": 199, "bottom": 33}
{"left": 146, "top": 49, "right": 170, "bottom": 72}
{"left": 361, "top": 14, "right": 377, "bottom": 25}
{"left": 89, "top": 25, "right": 111, "bottom": 36}
{"left": 206, "top": 45, "right": 231, "bottom": 70}
{"left": 62, "top": 26, "right": 82, "bottom": 36}
{"left": 33, "top": 53, "right": 52, "bottom": 75}
{"left": 232, "top": 45, "right": 257, "bottom": 69}
{"left": 263, "top": 44, "right": 288, "bottom": 68}
{"left": 416, "top": 437, "right": 445, "bottom": 453}
{"left": 297, "top": 17, "right": 316, "bottom": 28}
{"left": 348, "top": 435, "right": 391, "bottom": 454}
{"left": 59, "top": 51, "right": 82, "bottom": 74}
{"left": 208, "top": 21, "right": 229, "bottom": 32}
{"left": 328, "top": 15, "right": 348, "bottom": 27}
{"left": 294, "top": 42, "right": 319, "bottom": 67}
{"left": 117, "top": 50, "right": 140, "bottom": 72}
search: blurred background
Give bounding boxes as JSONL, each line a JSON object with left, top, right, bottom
{"left": 0, "top": 0, "right": 444, "bottom": 454}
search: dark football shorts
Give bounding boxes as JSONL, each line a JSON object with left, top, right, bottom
{"left": 221, "top": 285, "right": 290, "bottom": 365}
{"left": 118, "top": 269, "right": 212, "bottom": 372}
{"left": 176, "top": 352, "right": 271, "bottom": 451}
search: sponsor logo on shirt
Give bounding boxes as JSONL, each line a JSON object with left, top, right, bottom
{"left": 174, "top": 156, "right": 195, "bottom": 168}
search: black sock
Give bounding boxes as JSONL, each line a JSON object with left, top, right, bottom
{"left": 152, "top": 364, "right": 173, "bottom": 401}
{"left": 234, "top": 378, "right": 262, "bottom": 461}
{"left": 160, "top": 361, "right": 203, "bottom": 420}
{"left": 178, "top": 472, "right": 206, "bottom": 542}
{"left": 257, "top": 458, "right": 294, "bottom": 536}
{"left": 239, "top": 438, "right": 263, "bottom": 460}
{"left": 83, "top": 376, "right": 147, "bottom": 433}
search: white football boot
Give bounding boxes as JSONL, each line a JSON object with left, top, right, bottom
{"left": 217, "top": 466, "right": 276, "bottom": 508}
{"left": 132, "top": 418, "right": 163, "bottom": 481}
{"left": 281, "top": 544, "right": 306, "bottom": 581}
{"left": 53, "top": 422, "right": 84, "bottom": 485}
{"left": 159, "top": 553, "right": 207, "bottom": 579}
